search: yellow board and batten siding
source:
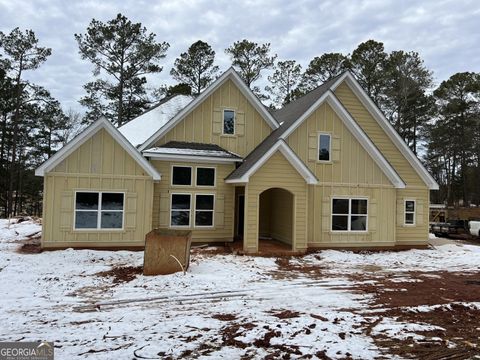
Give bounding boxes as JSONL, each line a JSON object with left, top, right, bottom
{"left": 42, "top": 128, "right": 154, "bottom": 248}
{"left": 286, "top": 101, "right": 397, "bottom": 247}
{"left": 244, "top": 152, "right": 308, "bottom": 253}
{"left": 150, "top": 161, "right": 236, "bottom": 243}
{"left": 334, "top": 82, "right": 429, "bottom": 245}
{"left": 154, "top": 79, "right": 272, "bottom": 157}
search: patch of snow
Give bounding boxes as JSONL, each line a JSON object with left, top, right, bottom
{"left": 118, "top": 95, "right": 194, "bottom": 147}
{"left": 1, "top": 219, "right": 480, "bottom": 358}
{"left": 143, "top": 147, "right": 240, "bottom": 158}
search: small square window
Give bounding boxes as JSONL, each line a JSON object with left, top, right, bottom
{"left": 223, "top": 110, "right": 235, "bottom": 135}
{"left": 74, "top": 192, "right": 124, "bottom": 230}
{"left": 318, "top": 134, "right": 331, "bottom": 161}
{"left": 172, "top": 166, "right": 192, "bottom": 186}
{"left": 196, "top": 167, "right": 215, "bottom": 186}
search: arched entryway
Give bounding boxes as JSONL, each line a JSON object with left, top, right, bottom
{"left": 258, "top": 187, "right": 295, "bottom": 251}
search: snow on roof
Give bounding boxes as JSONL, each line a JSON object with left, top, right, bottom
{"left": 143, "top": 146, "right": 242, "bottom": 159}
{"left": 118, "top": 95, "right": 195, "bottom": 147}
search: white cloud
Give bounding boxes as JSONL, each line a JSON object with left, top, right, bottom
{"left": 0, "top": 0, "right": 479, "bottom": 112}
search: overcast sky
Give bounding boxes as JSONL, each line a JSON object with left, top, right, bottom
{"left": 1, "top": 0, "right": 479, "bottom": 112}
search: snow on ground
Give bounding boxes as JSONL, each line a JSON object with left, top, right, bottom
{"left": 0, "top": 219, "right": 479, "bottom": 359}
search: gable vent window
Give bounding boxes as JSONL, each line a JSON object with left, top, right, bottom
{"left": 172, "top": 166, "right": 192, "bottom": 186}
{"left": 75, "top": 192, "right": 124, "bottom": 230}
{"left": 318, "top": 133, "right": 331, "bottom": 161}
{"left": 331, "top": 198, "right": 368, "bottom": 232}
{"left": 405, "top": 200, "right": 416, "bottom": 225}
{"left": 223, "top": 109, "right": 235, "bottom": 135}
{"left": 196, "top": 167, "right": 215, "bottom": 186}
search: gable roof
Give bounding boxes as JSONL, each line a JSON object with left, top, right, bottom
{"left": 138, "top": 68, "right": 280, "bottom": 151}
{"left": 226, "top": 86, "right": 406, "bottom": 188}
{"left": 330, "top": 72, "right": 439, "bottom": 190}
{"left": 35, "top": 117, "right": 161, "bottom": 180}
{"left": 118, "top": 94, "right": 195, "bottom": 147}
{"left": 225, "top": 139, "right": 318, "bottom": 185}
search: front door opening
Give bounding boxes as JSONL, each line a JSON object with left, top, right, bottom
{"left": 258, "top": 187, "right": 294, "bottom": 250}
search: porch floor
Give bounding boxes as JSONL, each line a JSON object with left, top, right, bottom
{"left": 228, "top": 238, "right": 303, "bottom": 256}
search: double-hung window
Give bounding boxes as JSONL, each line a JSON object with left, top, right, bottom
{"left": 195, "top": 194, "right": 214, "bottom": 227}
{"left": 75, "top": 192, "right": 124, "bottom": 230}
{"left": 223, "top": 109, "right": 235, "bottom": 135}
{"left": 171, "top": 194, "right": 191, "bottom": 227}
{"left": 318, "top": 133, "right": 331, "bottom": 161}
{"left": 405, "top": 200, "right": 416, "bottom": 225}
{"left": 331, "top": 198, "right": 368, "bottom": 232}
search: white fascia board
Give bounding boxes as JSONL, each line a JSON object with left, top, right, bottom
{"left": 139, "top": 68, "right": 279, "bottom": 151}
{"left": 225, "top": 140, "right": 318, "bottom": 185}
{"left": 144, "top": 152, "right": 241, "bottom": 164}
{"left": 331, "top": 72, "right": 439, "bottom": 190}
{"left": 35, "top": 117, "right": 161, "bottom": 180}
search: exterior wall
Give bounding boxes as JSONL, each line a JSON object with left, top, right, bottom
{"left": 308, "top": 185, "right": 396, "bottom": 247}
{"left": 42, "top": 128, "right": 154, "bottom": 248}
{"left": 334, "top": 82, "right": 430, "bottom": 245}
{"left": 151, "top": 160, "right": 236, "bottom": 242}
{"left": 395, "top": 188, "right": 429, "bottom": 245}
{"left": 154, "top": 79, "right": 273, "bottom": 157}
{"left": 244, "top": 152, "right": 308, "bottom": 253}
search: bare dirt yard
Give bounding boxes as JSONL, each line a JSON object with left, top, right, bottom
{"left": 0, "top": 218, "right": 479, "bottom": 359}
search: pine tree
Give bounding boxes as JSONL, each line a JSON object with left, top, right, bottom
{"left": 75, "top": 13, "right": 169, "bottom": 126}
{"left": 225, "top": 39, "right": 276, "bottom": 98}
{"left": 266, "top": 60, "right": 302, "bottom": 107}
{"left": 170, "top": 40, "right": 219, "bottom": 95}
{"left": 299, "top": 53, "right": 349, "bottom": 92}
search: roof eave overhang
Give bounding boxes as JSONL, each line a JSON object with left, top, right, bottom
{"left": 330, "top": 72, "right": 439, "bottom": 190}
{"left": 144, "top": 152, "right": 242, "bottom": 164}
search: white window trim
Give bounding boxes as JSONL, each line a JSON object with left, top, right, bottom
{"left": 404, "top": 199, "right": 416, "bottom": 226}
{"left": 171, "top": 165, "right": 193, "bottom": 187}
{"left": 196, "top": 166, "right": 216, "bottom": 187}
{"left": 73, "top": 191, "right": 125, "bottom": 231}
{"left": 222, "top": 109, "right": 236, "bottom": 136}
{"left": 170, "top": 193, "right": 192, "bottom": 228}
{"left": 318, "top": 132, "right": 332, "bottom": 163}
{"left": 194, "top": 193, "right": 215, "bottom": 228}
{"left": 331, "top": 197, "right": 369, "bottom": 233}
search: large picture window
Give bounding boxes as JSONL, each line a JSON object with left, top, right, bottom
{"left": 331, "top": 198, "right": 368, "bottom": 232}
{"left": 171, "top": 194, "right": 191, "bottom": 227}
{"left": 196, "top": 167, "right": 215, "bottom": 186}
{"left": 75, "top": 192, "right": 124, "bottom": 230}
{"left": 195, "top": 194, "right": 214, "bottom": 227}
{"left": 172, "top": 166, "right": 192, "bottom": 186}
{"left": 318, "top": 133, "right": 331, "bottom": 161}
{"left": 405, "top": 200, "right": 416, "bottom": 225}
{"left": 223, "top": 109, "right": 235, "bottom": 135}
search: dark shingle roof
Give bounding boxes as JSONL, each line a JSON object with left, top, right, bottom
{"left": 226, "top": 74, "right": 345, "bottom": 181}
